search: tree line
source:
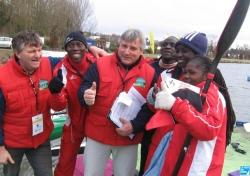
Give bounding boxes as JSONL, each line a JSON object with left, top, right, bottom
{"left": 0, "top": 0, "right": 96, "bottom": 49}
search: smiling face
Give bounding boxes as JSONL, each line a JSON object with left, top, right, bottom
{"left": 183, "top": 59, "right": 207, "bottom": 85}
{"left": 175, "top": 44, "right": 196, "bottom": 68}
{"left": 65, "top": 41, "right": 86, "bottom": 62}
{"left": 160, "top": 37, "right": 178, "bottom": 64}
{"left": 15, "top": 44, "right": 42, "bottom": 74}
{"left": 117, "top": 38, "right": 143, "bottom": 66}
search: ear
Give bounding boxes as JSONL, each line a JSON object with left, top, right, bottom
{"left": 14, "top": 50, "right": 20, "bottom": 59}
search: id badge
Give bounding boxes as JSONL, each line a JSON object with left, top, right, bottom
{"left": 32, "top": 114, "right": 43, "bottom": 136}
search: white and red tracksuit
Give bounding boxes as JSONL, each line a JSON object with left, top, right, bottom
{"left": 146, "top": 81, "right": 227, "bottom": 176}
{"left": 50, "top": 53, "right": 96, "bottom": 176}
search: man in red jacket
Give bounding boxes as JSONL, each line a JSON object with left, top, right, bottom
{"left": 78, "top": 29, "right": 157, "bottom": 176}
{"left": 0, "top": 31, "right": 56, "bottom": 176}
{"left": 48, "top": 31, "right": 96, "bottom": 176}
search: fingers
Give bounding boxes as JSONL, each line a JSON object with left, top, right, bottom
{"left": 7, "top": 155, "right": 15, "bottom": 164}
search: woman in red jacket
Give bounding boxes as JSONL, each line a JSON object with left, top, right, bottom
{"left": 145, "top": 56, "right": 229, "bottom": 176}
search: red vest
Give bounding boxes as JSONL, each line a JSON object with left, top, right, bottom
{"left": 0, "top": 57, "right": 54, "bottom": 148}
{"left": 85, "top": 54, "right": 155, "bottom": 145}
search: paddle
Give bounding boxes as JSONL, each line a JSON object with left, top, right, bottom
{"left": 202, "top": 0, "right": 250, "bottom": 95}
{"left": 173, "top": 1, "right": 250, "bottom": 175}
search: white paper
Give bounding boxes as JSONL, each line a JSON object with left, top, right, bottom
{"left": 109, "top": 87, "right": 146, "bottom": 139}
{"left": 161, "top": 71, "right": 200, "bottom": 94}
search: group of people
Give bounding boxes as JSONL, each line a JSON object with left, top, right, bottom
{"left": 0, "top": 29, "right": 235, "bottom": 176}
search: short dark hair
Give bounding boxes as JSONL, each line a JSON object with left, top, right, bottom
{"left": 12, "top": 31, "right": 42, "bottom": 53}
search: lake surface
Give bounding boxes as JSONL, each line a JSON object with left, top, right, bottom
{"left": 218, "top": 63, "right": 250, "bottom": 122}
{"left": 0, "top": 63, "right": 250, "bottom": 176}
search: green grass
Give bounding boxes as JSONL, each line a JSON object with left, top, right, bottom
{"left": 222, "top": 127, "right": 250, "bottom": 175}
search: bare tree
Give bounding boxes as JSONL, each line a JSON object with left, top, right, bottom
{"left": 0, "top": 0, "right": 97, "bottom": 49}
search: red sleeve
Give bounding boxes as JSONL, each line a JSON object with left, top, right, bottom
{"left": 171, "top": 84, "right": 225, "bottom": 140}
{"left": 49, "top": 89, "right": 68, "bottom": 111}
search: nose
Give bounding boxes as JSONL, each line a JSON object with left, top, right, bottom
{"left": 35, "top": 50, "right": 41, "bottom": 58}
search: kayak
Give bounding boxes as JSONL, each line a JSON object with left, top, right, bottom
{"left": 50, "top": 114, "right": 67, "bottom": 140}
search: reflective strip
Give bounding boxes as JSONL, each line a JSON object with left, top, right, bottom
{"left": 61, "top": 64, "right": 68, "bottom": 85}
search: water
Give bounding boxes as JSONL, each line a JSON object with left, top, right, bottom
{"left": 218, "top": 63, "right": 250, "bottom": 122}
{"left": 1, "top": 63, "right": 250, "bottom": 175}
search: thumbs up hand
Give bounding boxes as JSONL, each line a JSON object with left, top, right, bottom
{"left": 84, "top": 82, "right": 97, "bottom": 106}
{"left": 48, "top": 69, "right": 64, "bottom": 94}
{"left": 155, "top": 81, "right": 176, "bottom": 110}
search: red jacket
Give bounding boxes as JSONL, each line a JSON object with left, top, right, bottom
{"left": 0, "top": 57, "right": 54, "bottom": 148}
{"left": 146, "top": 82, "right": 227, "bottom": 176}
{"left": 49, "top": 53, "right": 96, "bottom": 136}
{"left": 85, "top": 54, "right": 155, "bottom": 145}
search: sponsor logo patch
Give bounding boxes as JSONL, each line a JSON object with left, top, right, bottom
{"left": 133, "top": 77, "right": 146, "bottom": 88}
{"left": 39, "top": 80, "right": 48, "bottom": 90}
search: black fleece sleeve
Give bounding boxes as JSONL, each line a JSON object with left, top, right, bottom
{"left": 131, "top": 103, "right": 154, "bottom": 133}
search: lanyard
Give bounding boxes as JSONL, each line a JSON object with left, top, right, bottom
{"left": 28, "top": 76, "right": 39, "bottom": 113}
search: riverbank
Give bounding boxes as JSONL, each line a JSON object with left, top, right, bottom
{"left": 1, "top": 49, "right": 250, "bottom": 64}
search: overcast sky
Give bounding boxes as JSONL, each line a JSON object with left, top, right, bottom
{"left": 89, "top": 0, "right": 250, "bottom": 48}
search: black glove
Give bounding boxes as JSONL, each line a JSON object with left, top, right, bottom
{"left": 173, "top": 88, "right": 202, "bottom": 112}
{"left": 48, "top": 69, "right": 64, "bottom": 94}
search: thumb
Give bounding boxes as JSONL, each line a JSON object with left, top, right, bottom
{"left": 57, "top": 69, "right": 63, "bottom": 81}
{"left": 161, "top": 81, "right": 168, "bottom": 91}
{"left": 90, "top": 82, "right": 96, "bottom": 91}
{"left": 119, "top": 118, "right": 127, "bottom": 125}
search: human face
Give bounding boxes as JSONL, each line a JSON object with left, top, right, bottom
{"left": 66, "top": 41, "right": 86, "bottom": 62}
{"left": 117, "top": 38, "right": 143, "bottom": 66}
{"left": 183, "top": 61, "right": 207, "bottom": 85}
{"left": 160, "top": 38, "right": 176, "bottom": 64}
{"left": 15, "top": 44, "right": 42, "bottom": 74}
{"left": 175, "top": 45, "right": 196, "bottom": 68}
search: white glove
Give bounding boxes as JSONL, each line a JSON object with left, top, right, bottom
{"left": 155, "top": 81, "right": 176, "bottom": 110}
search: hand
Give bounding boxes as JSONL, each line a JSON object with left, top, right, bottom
{"left": 84, "top": 82, "right": 96, "bottom": 106}
{"left": 48, "top": 69, "right": 64, "bottom": 94}
{"left": 116, "top": 118, "right": 133, "bottom": 136}
{"left": 89, "top": 46, "right": 109, "bottom": 59}
{"left": 155, "top": 81, "right": 176, "bottom": 110}
{"left": 0, "top": 146, "right": 15, "bottom": 164}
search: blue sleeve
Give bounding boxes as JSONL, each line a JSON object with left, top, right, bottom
{"left": 48, "top": 56, "right": 62, "bottom": 70}
{"left": 78, "top": 63, "right": 99, "bottom": 106}
{"left": 0, "top": 89, "right": 5, "bottom": 145}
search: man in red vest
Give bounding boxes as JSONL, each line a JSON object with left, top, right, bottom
{"left": 0, "top": 31, "right": 56, "bottom": 176}
{"left": 78, "top": 29, "right": 157, "bottom": 176}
